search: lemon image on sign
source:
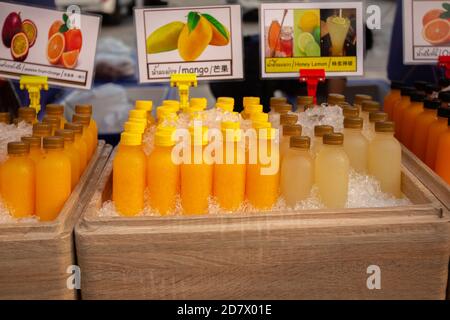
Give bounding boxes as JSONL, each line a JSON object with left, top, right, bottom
{"left": 297, "top": 32, "right": 315, "bottom": 53}
{"left": 299, "top": 11, "right": 319, "bottom": 33}
{"left": 305, "top": 41, "right": 320, "bottom": 57}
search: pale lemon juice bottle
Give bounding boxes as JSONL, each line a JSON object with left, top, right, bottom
{"left": 280, "top": 124, "right": 302, "bottom": 161}
{"left": 343, "top": 117, "right": 368, "bottom": 174}
{"left": 313, "top": 125, "right": 334, "bottom": 154}
{"left": 366, "top": 111, "right": 388, "bottom": 141}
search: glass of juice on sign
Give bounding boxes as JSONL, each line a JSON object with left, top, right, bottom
{"left": 327, "top": 15, "right": 350, "bottom": 56}
{"left": 280, "top": 26, "right": 293, "bottom": 57}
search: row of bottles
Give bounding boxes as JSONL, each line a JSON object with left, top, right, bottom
{"left": 0, "top": 104, "right": 98, "bottom": 220}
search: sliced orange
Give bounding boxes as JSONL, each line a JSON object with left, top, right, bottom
{"left": 47, "top": 32, "right": 65, "bottom": 65}
{"left": 422, "top": 9, "right": 445, "bottom": 26}
{"left": 61, "top": 50, "right": 79, "bottom": 69}
{"left": 422, "top": 18, "right": 450, "bottom": 45}
{"left": 48, "top": 20, "right": 63, "bottom": 39}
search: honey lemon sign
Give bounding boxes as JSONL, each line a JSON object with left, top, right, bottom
{"left": 135, "top": 6, "right": 244, "bottom": 83}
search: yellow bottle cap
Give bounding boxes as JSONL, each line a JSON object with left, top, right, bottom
{"left": 124, "top": 121, "right": 146, "bottom": 134}
{"left": 155, "top": 126, "right": 176, "bottom": 147}
{"left": 157, "top": 106, "right": 178, "bottom": 120}
{"left": 250, "top": 112, "right": 269, "bottom": 123}
{"left": 253, "top": 121, "right": 271, "bottom": 129}
{"left": 135, "top": 100, "right": 153, "bottom": 112}
{"left": 120, "top": 132, "right": 142, "bottom": 146}
{"left": 129, "top": 118, "right": 147, "bottom": 127}
{"left": 243, "top": 97, "right": 260, "bottom": 108}
{"left": 245, "top": 104, "right": 263, "bottom": 114}
{"left": 217, "top": 97, "right": 235, "bottom": 106}
{"left": 221, "top": 121, "right": 240, "bottom": 130}
{"left": 216, "top": 102, "right": 234, "bottom": 112}
{"left": 162, "top": 100, "right": 181, "bottom": 112}
{"left": 190, "top": 97, "right": 208, "bottom": 111}
{"left": 189, "top": 126, "right": 209, "bottom": 146}
{"left": 128, "top": 109, "right": 147, "bottom": 120}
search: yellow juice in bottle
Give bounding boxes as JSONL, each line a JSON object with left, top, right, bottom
{"left": 343, "top": 117, "right": 369, "bottom": 174}
{"left": 36, "top": 136, "right": 72, "bottom": 221}
{"left": 42, "top": 115, "right": 61, "bottom": 135}
{"left": 73, "top": 114, "right": 95, "bottom": 160}
{"left": 76, "top": 104, "right": 98, "bottom": 147}
{"left": 135, "top": 100, "right": 155, "bottom": 127}
{"left": 55, "top": 129, "right": 81, "bottom": 190}
{"left": 0, "top": 142, "right": 35, "bottom": 218}
{"left": 242, "top": 104, "right": 263, "bottom": 120}
{"left": 21, "top": 135, "right": 43, "bottom": 164}
{"left": 368, "top": 122, "right": 402, "bottom": 198}
{"left": 411, "top": 99, "right": 439, "bottom": 161}
{"left": 280, "top": 136, "right": 314, "bottom": 207}
{"left": 213, "top": 121, "right": 246, "bottom": 211}
{"left": 113, "top": 132, "right": 146, "bottom": 216}
{"left": 65, "top": 123, "right": 88, "bottom": 174}
{"left": 147, "top": 127, "right": 179, "bottom": 215}
{"left": 400, "top": 92, "right": 426, "bottom": 148}
{"left": 392, "top": 87, "right": 414, "bottom": 139}
{"left": 366, "top": 111, "right": 388, "bottom": 141}
{"left": 280, "top": 124, "right": 302, "bottom": 161}
{"left": 313, "top": 125, "right": 334, "bottom": 154}
{"left": 45, "top": 104, "right": 66, "bottom": 129}
{"left": 315, "top": 133, "right": 349, "bottom": 208}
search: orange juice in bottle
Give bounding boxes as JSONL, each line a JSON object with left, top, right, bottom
{"left": 435, "top": 117, "right": 450, "bottom": 183}
{"left": 313, "top": 125, "right": 334, "bottom": 155}
{"left": 392, "top": 86, "right": 414, "bottom": 139}
{"left": 32, "top": 123, "right": 52, "bottom": 140}
{"left": 36, "top": 136, "right": 71, "bottom": 221}
{"left": 113, "top": 132, "right": 146, "bottom": 216}
{"left": 147, "top": 126, "right": 179, "bottom": 215}
{"left": 181, "top": 126, "right": 212, "bottom": 215}
{"left": 73, "top": 114, "right": 95, "bottom": 159}
{"left": 75, "top": 104, "right": 98, "bottom": 147}
{"left": 213, "top": 121, "right": 246, "bottom": 211}
{"left": 55, "top": 129, "right": 81, "bottom": 190}
{"left": 384, "top": 81, "right": 402, "bottom": 120}
{"left": 0, "top": 142, "right": 35, "bottom": 218}
{"left": 21, "top": 135, "right": 42, "bottom": 164}
{"left": 45, "top": 104, "right": 66, "bottom": 128}
{"left": 18, "top": 107, "right": 37, "bottom": 124}
{"left": 42, "top": 115, "right": 61, "bottom": 135}
{"left": 343, "top": 117, "right": 368, "bottom": 174}
{"left": 411, "top": 98, "right": 439, "bottom": 161}
{"left": 65, "top": 123, "right": 88, "bottom": 174}
{"left": 425, "top": 107, "right": 450, "bottom": 169}
{"left": 135, "top": 100, "right": 155, "bottom": 127}
{"left": 400, "top": 92, "right": 426, "bottom": 148}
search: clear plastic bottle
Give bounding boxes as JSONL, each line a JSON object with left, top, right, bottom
{"left": 280, "top": 136, "right": 314, "bottom": 207}
{"left": 425, "top": 107, "right": 450, "bottom": 169}
{"left": 366, "top": 111, "right": 388, "bottom": 141}
{"left": 313, "top": 125, "right": 334, "bottom": 154}
{"left": 384, "top": 81, "right": 403, "bottom": 120}
{"left": 392, "top": 86, "right": 415, "bottom": 139}
{"left": 55, "top": 129, "right": 81, "bottom": 190}
{"left": 368, "top": 122, "right": 402, "bottom": 198}
{"left": 411, "top": 99, "right": 439, "bottom": 161}
{"left": 0, "top": 142, "right": 35, "bottom": 218}
{"left": 64, "top": 123, "right": 88, "bottom": 174}
{"left": 315, "top": 133, "right": 349, "bottom": 208}
{"left": 45, "top": 104, "right": 66, "bottom": 129}
{"left": 343, "top": 117, "right": 368, "bottom": 174}
{"left": 400, "top": 92, "right": 426, "bottom": 148}
{"left": 113, "top": 132, "right": 146, "bottom": 216}
{"left": 280, "top": 124, "right": 302, "bottom": 161}
{"left": 36, "top": 136, "right": 71, "bottom": 221}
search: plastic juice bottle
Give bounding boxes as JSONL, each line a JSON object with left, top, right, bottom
{"left": 354, "top": 94, "right": 372, "bottom": 113}
{"left": 128, "top": 109, "right": 148, "bottom": 127}
{"left": 296, "top": 96, "right": 313, "bottom": 112}
{"left": 313, "top": 125, "right": 334, "bottom": 154}
{"left": 73, "top": 114, "right": 96, "bottom": 159}
{"left": 18, "top": 107, "right": 37, "bottom": 124}
{"left": 42, "top": 115, "right": 61, "bottom": 135}
{"left": 400, "top": 92, "right": 426, "bottom": 148}
{"left": 343, "top": 106, "right": 359, "bottom": 118}
{"left": 366, "top": 111, "right": 388, "bottom": 141}
{"left": 435, "top": 117, "right": 450, "bottom": 183}
{"left": 216, "top": 102, "right": 234, "bottom": 114}
{"left": 75, "top": 104, "right": 98, "bottom": 147}
{"left": 425, "top": 107, "right": 450, "bottom": 169}
{"left": 327, "top": 93, "right": 346, "bottom": 106}
{"left": 45, "top": 104, "right": 66, "bottom": 129}
{"left": 280, "top": 113, "right": 298, "bottom": 126}
{"left": 157, "top": 106, "right": 179, "bottom": 126}
{"left": 384, "top": 81, "right": 403, "bottom": 120}
{"left": 64, "top": 123, "right": 88, "bottom": 174}
{"left": 135, "top": 100, "right": 155, "bottom": 127}
{"left": 32, "top": 123, "right": 52, "bottom": 140}
{"left": 124, "top": 121, "right": 146, "bottom": 136}
{"left": 280, "top": 136, "right": 314, "bottom": 207}
{"left": 113, "top": 132, "right": 146, "bottom": 216}
{"left": 361, "top": 101, "right": 380, "bottom": 129}
{"left": 55, "top": 129, "right": 81, "bottom": 190}
{"left": 147, "top": 127, "right": 179, "bottom": 215}
{"left": 0, "top": 112, "right": 11, "bottom": 124}
{"left": 274, "top": 103, "right": 293, "bottom": 115}
{"left": 368, "top": 121, "right": 402, "bottom": 198}
{"left": 411, "top": 99, "right": 440, "bottom": 161}
{"left": 242, "top": 97, "right": 260, "bottom": 118}
{"left": 315, "top": 133, "right": 349, "bottom": 208}
{"left": 246, "top": 126, "right": 280, "bottom": 209}
{"left": 189, "top": 97, "right": 208, "bottom": 112}
{"left": 181, "top": 126, "right": 212, "bottom": 215}
{"left": 392, "top": 87, "right": 415, "bottom": 139}
{"left": 280, "top": 124, "right": 302, "bottom": 161}
{"left": 343, "top": 117, "right": 369, "bottom": 173}
{"left": 213, "top": 121, "right": 246, "bottom": 211}
{"left": 270, "top": 97, "right": 287, "bottom": 111}
{"left": 21, "top": 135, "right": 43, "bottom": 164}
{"left": 36, "top": 136, "right": 71, "bottom": 221}
{"left": 242, "top": 102, "right": 262, "bottom": 120}
{"left": 250, "top": 111, "right": 269, "bottom": 125}
{"left": 0, "top": 142, "right": 35, "bottom": 218}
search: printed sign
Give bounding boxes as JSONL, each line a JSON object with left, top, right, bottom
{"left": 403, "top": 0, "right": 450, "bottom": 64}
{"left": 260, "top": 2, "right": 364, "bottom": 78}
{"left": 135, "top": 5, "right": 244, "bottom": 83}
{"left": 0, "top": 2, "right": 100, "bottom": 89}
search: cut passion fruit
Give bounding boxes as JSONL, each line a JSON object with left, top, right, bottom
{"left": 22, "top": 19, "right": 37, "bottom": 47}
{"left": 10, "top": 32, "right": 29, "bottom": 62}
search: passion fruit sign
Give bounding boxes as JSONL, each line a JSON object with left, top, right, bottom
{"left": 134, "top": 5, "right": 244, "bottom": 83}
{"left": 0, "top": 2, "right": 100, "bottom": 89}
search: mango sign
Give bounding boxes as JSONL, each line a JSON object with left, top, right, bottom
{"left": 134, "top": 5, "right": 244, "bottom": 83}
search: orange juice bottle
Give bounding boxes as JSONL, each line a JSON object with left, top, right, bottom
{"left": 411, "top": 99, "right": 439, "bottom": 161}
{"left": 213, "top": 121, "right": 246, "bottom": 211}
{"left": 75, "top": 105, "right": 98, "bottom": 148}
{"left": 45, "top": 104, "right": 66, "bottom": 129}
{"left": 435, "top": 117, "right": 450, "bottom": 183}
{"left": 42, "top": 115, "right": 61, "bottom": 135}
{"left": 147, "top": 126, "right": 179, "bottom": 215}
{"left": 73, "top": 114, "right": 95, "bottom": 159}
{"left": 0, "top": 142, "right": 35, "bottom": 218}
{"left": 64, "top": 123, "right": 88, "bottom": 174}
{"left": 113, "top": 132, "right": 146, "bottom": 216}
{"left": 0, "top": 112, "right": 11, "bottom": 124}
{"left": 181, "top": 126, "right": 212, "bottom": 215}
{"left": 32, "top": 123, "right": 52, "bottom": 140}
{"left": 400, "top": 92, "right": 426, "bottom": 148}
{"left": 18, "top": 107, "right": 37, "bottom": 124}
{"left": 425, "top": 107, "right": 450, "bottom": 169}
{"left": 392, "top": 86, "right": 414, "bottom": 139}
{"left": 55, "top": 129, "right": 81, "bottom": 190}
{"left": 384, "top": 81, "right": 403, "bottom": 120}
{"left": 21, "top": 135, "right": 43, "bottom": 164}
{"left": 36, "top": 136, "right": 71, "bottom": 221}
{"left": 135, "top": 100, "right": 155, "bottom": 127}
{"left": 246, "top": 125, "right": 280, "bottom": 209}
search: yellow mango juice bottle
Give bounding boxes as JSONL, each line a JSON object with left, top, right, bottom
{"left": 42, "top": 115, "right": 61, "bottom": 135}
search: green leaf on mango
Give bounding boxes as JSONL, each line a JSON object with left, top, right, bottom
{"left": 202, "top": 13, "right": 229, "bottom": 40}
{"left": 187, "top": 11, "right": 200, "bottom": 33}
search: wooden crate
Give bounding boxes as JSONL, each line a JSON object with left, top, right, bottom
{"left": 76, "top": 148, "right": 450, "bottom": 300}
{"left": 0, "top": 141, "right": 112, "bottom": 300}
